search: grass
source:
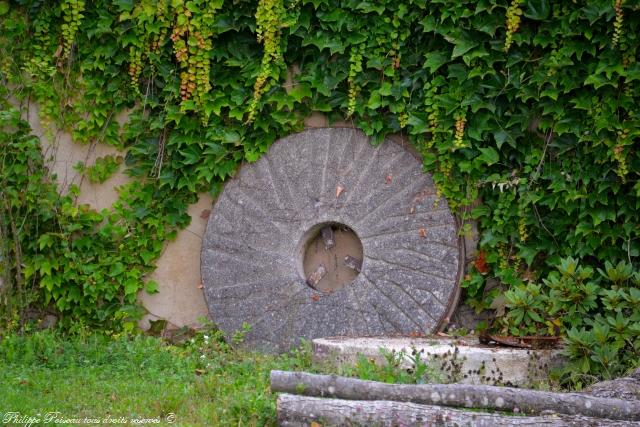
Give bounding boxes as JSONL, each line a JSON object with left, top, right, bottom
{"left": 0, "top": 328, "right": 459, "bottom": 426}
{"left": 0, "top": 329, "right": 314, "bottom": 426}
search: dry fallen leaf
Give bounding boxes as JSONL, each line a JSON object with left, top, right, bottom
{"left": 409, "top": 206, "right": 415, "bottom": 214}
{"left": 310, "top": 422, "right": 321, "bottom": 427}
{"left": 197, "top": 282, "right": 204, "bottom": 289}
{"left": 200, "top": 209, "right": 211, "bottom": 219}
{"left": 336, "top": 185, "right": 344, "bottom": 198}
{"left": 311, "top": 294, "right": 320, "bottom": 302}
{"left": 385, "top": 174, "right": 393, "bottom": 184}
{"left": 418, "top": 228, "right": 427, "bottom": 238}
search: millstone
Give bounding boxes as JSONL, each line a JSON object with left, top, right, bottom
{"left": 201, "top": 128, "right": 462, "bottom": 352}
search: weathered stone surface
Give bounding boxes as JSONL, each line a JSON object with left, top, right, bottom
{"left": 313, "top": 336, "right": 565, "bottom": 387}
{"left": 201, "top": 128, "right": 462, "bottom": 351}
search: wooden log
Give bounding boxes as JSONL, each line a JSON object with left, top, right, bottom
{"left": 583, "top": 369, "right": 640, "bottom": 401}
{"left": 277, "top": 394, "right": 639, "bottom": 427}
{"left": 270, "top": 371, "right": 640, "bottom": 421}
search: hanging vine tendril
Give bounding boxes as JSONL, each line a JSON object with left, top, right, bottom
{"left": 126, "top": 0, "right": 173, "bottom": 95}
{"left": 347, "top": 43, "right": 364, "bottom": 118}
{"left": 504, "top": 0, "right": 523, "bottom": 52}
{"left": 614, "top": 129, "right": 630, "bottom": 182}
{"left": 423, "top": 80, "right": 440, "bottom": 147}
{"left": 247, "top": 0, "right": 285, "bottom": 123}
{"left": 170, "top": 0, "right": 220, "bottom": 119}
{"left": 613, "top": 0, "right": 624, "bottom": 47}
{"left": 60, "top": 0, "right": 86, "bottom": 60}
{"left": 454, "top": 109, "right": 467, "bottom": 149}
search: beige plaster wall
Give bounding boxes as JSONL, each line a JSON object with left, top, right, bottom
{"left": 23, "top": 102, "right": 210, "bottom": 330}
{"left": 138, "top": 195, "right": 212, "bottom": 329}
{"left": 26, "top": 103, "right": 130, "bottom": 207}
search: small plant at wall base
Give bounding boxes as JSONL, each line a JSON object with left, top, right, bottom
{"left": 1, "top": 0, "right": 639, "bottom": 383}
{"left": 499, "top": 257, "right": 640, "bottom": 384}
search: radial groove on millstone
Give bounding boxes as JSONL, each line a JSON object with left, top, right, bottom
{"left": 201, "top": 128, "right": 462, "bottom": 352}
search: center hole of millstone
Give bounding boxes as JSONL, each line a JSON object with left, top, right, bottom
{"left": 299, "top": 222, "right": 364, "bottom": 293}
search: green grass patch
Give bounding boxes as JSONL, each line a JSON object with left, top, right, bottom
{"left": 0, "top": 330, "right": 485, "bottom": 426}
{"left": 0, "top": 330, "right": 313, "bottom": 426}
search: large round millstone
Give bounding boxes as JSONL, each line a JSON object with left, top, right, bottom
{"left": 201, "top": 128, "right": 462, "bottom": 352}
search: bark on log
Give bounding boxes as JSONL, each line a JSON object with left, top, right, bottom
{"left": 584, "top": 369, "right": 640, "bottom": 401}
{"left": 277, "top": 394, "right": 639, "bottom": 427}
{"left": 270, "top": 371, "right": 640, "bottom": 422}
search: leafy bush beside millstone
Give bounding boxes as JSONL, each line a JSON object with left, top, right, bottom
{"left": 0, "top": 107, "right": 193, "bottom": 332}
{"left": 502, "top": 257, "right": 640, "bottom": 383}
{"left": 0, "top": 0, "right": 639, "bottom": 384}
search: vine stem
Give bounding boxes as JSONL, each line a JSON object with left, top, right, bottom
{"left": 1, "top": 195, "right": 25, "bottom": 318}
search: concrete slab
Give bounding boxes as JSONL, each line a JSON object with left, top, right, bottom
{"left": 313, "top": 336, "right": 565, "bottom": 387}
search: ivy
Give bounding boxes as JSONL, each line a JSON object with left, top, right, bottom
{"left": 1, "top": 0, "right": 639, "bottom": 378}
{"left": 73, "top": 155, "right": 123, "bottom": 184}
{"left": 0, "top": 106, "right": 193, "bottom": 332}
{"left": 61, "top": 0, "right": 85, "bottom": 59}
{"left": 247, "top": 0, "right": 286, "bottom": 123}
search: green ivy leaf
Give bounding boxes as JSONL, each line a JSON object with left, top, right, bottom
{"left": 492, "top": 130, "right": 511, "bottom": 149}
{"left": 523, "top": 0, "right": 550, "bottom": 20}
{"left": 124, "top": 278, "right": 138, "bottom": 296}
{"left": 423, "top": 51, "right": 449, "bottom": 73}
{"left": 450, "top": 36, "right": 478, "bottom": 59}
{"left": 475, "top": 147, "right": 499, "bottom": 166}
{"left": 145, "top": 280, "right": 159, "bottom": 294}
{"left": 109, "top": 262, "right": 125, "bottom": 277}
{"left": 301, "top": 32, "right": 345, "bottom": 54}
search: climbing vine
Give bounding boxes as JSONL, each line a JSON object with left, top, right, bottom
{"left": 346, "top": 43, "right": 364, "bottom": 117}
{"left": 612, "top": 0, "right": 624, "bottom": 47}
{"left": 503, "top": 0, "right": 523, "bottom": 52}
{"left": 170, "top": 0, "right": 221, "bottom": 116}
{"left": 247, "top": 0, "right": 286, "bottom": 123}
{"left": 1, "top": 0, "right": 639, "bottom": 378}
{"left": 60, "top": 0, "right": 85, "bottom": 59}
